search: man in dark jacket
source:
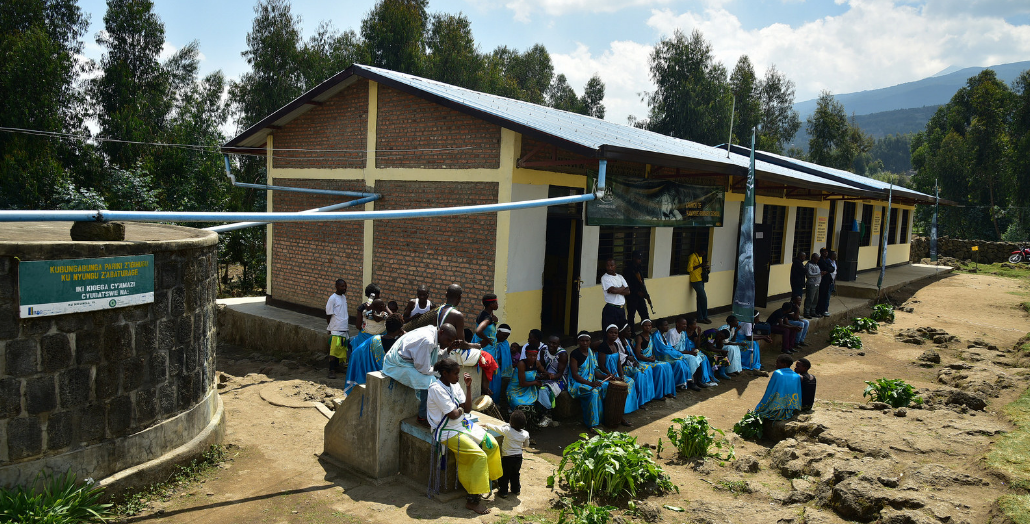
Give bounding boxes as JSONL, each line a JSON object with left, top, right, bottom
{"left": 789, "top": 251, "right": 807, "bottom": 299}
{"left": 624, "top": 251, "right": 653, "bottom": 335}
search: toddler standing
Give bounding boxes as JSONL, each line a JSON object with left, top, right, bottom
{"left": 493, "top": 409, "right": 529, "bottom": 498}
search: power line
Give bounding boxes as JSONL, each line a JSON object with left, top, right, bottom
{"left": 0, "top": 126, "right": 479, "bottom": 156}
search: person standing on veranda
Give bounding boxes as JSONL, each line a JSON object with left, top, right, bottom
{"left": 623, "top": 251, "right": 653, "bottom": 335}
{"left": 687, "top": 249, "right": 711, "bottom": 324}
{"left": 326, "top": 279, "right": 349, "bottom": 379}
{"left": 600, "top": 258, "right": 630, "bottom": 330}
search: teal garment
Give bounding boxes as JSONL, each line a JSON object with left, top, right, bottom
{"left": 344, "top": 335, "right": 386, "bottom": 394}
{"left": 755, "top": 368, "right": 802, "bottom": 421}
{"left": 567, "top": 349, "right": 608, "bottom": 427}
{"left": 602, "top": 352, "right": 640, "bottom": 414}
{"left": 637, "top": 336, "right": 676, "bottom": 398}
{"left": 651, "top": 331, "right": 691, "bottom": 386}
{"left": 670, "top": 332, "right": 702, "bottom": 377}
{"left": 473, "top": 325, "right": 513, "bottom": 399}
{"left": 507, "top": 368, "right": 540, "bottom": 408}
{"left": 730, "top": 330, "right": 762, "bottom": 370}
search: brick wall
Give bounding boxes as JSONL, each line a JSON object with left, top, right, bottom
{"left": 271, "top": 79, "right": 368, "bottom": 170}
{"left": 372, "top": 180, "right": 498, "bottom": 311}
{"left": 270, "top": 179, "right": 367, "bottom": 312}
{"left": 376, "top": 85, "right": 501, "bottom": 169}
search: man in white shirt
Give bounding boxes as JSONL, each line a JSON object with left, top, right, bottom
{"left": 382, "top": 323, "right": 461, "bottom": 422}
{"left": 326, "top": 279, "right": 349, "bottom": 379}
{"left": 600, "top": 258, "right": 630, "bottom": 331}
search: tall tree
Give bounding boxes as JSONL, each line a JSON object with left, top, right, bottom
{"left": 482, "top": 44, "right": 553, "bottom": 104}
{"left": 360, "top": 0, "right": 428, "bottom": 75}
{"left": 728, "top": 55, "right": 761, "bottom": 145}
{"left": 545, "top": 73, "right": 605, "bottom": 118}
{"left": 645, "top": 29, "right": 731, "bottom": 145}
{"left": 0, "top": 0, "right": 90, "bottom": 208}
{"left": 90, "top": 0, "right": 170, "bottom": 169}
{"left": 756, "top": 66, "right": 801, "bottom": 154}
{"left": 229, "top": 0, "right": 303, "bottom": 132}
{"left": 299, "top": 22, "right": 365, "bottom": 90}
{"left": 424, "top": 13, "right": 481, "bottom": 89}
{"left": 1008, "top": 70, "right": 1030, "bottom": 240}
{"left": 579, "top": 74, "right": 605, "bottom": 119}
{"left": 806, "top": 91, "right": 870, "bottom": 170}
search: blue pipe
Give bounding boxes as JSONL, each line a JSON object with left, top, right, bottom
{"left": 205, "top": 195, "right": 379, "bottom": 233}
{"left": 597, "top": 159, "right": 607, "bottom": 194}
{"left": 222, "top": 155, "right": 377, "bottom": 198}
{"left": 0, "top": 193, "right": 596, "bottom": 223}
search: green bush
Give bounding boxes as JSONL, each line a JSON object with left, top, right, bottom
{"left": 667, "top": 415, "right": 734, "bottom": 461}
{"left": 548, "top": 431, "right": 676, "bottom": 499}
{"left": 557, "top": 502, "right": 617, "bottom": 524}
{"left": 830, "top": 325, "right": 863, "bottom": 349}
{"left": 863, "top": 378, "right": 923, "bottom": 408}
{"left": 851, "top": 317, "right": 879, "bottom": 333}
{"left": 733, "top": 411, "right": 764, "bottom": 440}
{"left": 0, "top": 471, "right": 112, "bottom": 523}
{"left": 870, "top": 303, "right": 895, "bottom": 323}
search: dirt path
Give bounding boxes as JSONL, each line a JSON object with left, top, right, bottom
{"left": 118, "top": 272, "right": 1030, "bottom": 524}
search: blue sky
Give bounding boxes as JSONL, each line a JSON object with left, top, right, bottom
{"left": 76, "top": 0, "right": 1030, "bottom": 128}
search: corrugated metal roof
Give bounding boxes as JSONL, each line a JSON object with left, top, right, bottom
{"left": 221, "top": 64, "right": 908, "bottom": 200}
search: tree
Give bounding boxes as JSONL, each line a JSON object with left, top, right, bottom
{"left": 481, "top": 44, "right": 554, "bottom": 104}
{"left": 756, "top": 66, "right": 801, "bottom": 154}
{"left": 806, "top": 91, "right": 870, "bottom": 171}
{"left": 644, "top": 29, "right": 731, "bottom": 145}
{"left": 299, "top": 22, "right": 365, "bottom": 90}
{"left": 90, "top": 0, "right": 170, "bottom": 169}
{"left": 1007, "top": 70, "right": 1030, "bottom": 240}
{"left": 424, "top": 13, "right": 481, "bottom": 89}
{"left": 360, "top": 0, "right": 428, "bottom": 75}
{"left": 0, "top": 0, "right": 89, "bottom": 209}
{"left": 869, "top": 133, "right": 913, "bottom": 173}
{"left": 229, "top": 0, "right": 303, "bottom": 132}
{"left": 729, "top": 55, "right": 761, "bottom": 145}
{"left": 546, "top": 74, "right": 579, "bottom": 112}
{"left": 580, "top": 74, "right": 605, "bottom": 119}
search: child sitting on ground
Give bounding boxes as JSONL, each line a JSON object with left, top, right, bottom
{"left": 795, "top": 357, "right": 817, "bottom": 411}
{"left": 491, "top": 409, "right": 529, "bottom": 498}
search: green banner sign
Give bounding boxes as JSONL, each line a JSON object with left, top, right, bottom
{"left": 586, "top": 175, "right": 724, "bottom": 227}
{"left": 19, "top": 255, "right": 155, "bottom": 318}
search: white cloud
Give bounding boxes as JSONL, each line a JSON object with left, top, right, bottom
{"left": 645, "top": 0, "right": 1030, "bottom": 103}
{"left": 551, "top": 41, "right": 654, "bottom": 125}
{"left": 499, "top": 0, "right": 673, "bottom": 23}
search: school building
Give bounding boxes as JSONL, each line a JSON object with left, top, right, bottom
{"left": 222, "top": 65, "right": 936, "bottom": 340}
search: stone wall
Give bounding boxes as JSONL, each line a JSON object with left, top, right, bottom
{"left": 909, "top": 236, "right": 1023, "bottom": 263}
{"left": 0, "top": 223, "right": 221, "bottom": 488}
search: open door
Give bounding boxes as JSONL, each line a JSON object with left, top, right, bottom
{"left": 541, "top": 186, "right": 583, "bottom": 336}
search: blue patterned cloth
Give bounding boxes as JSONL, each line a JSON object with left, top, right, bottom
{"left": 473, "top": 325, "right": 513, "bottom": 399}
{"left": 507, "top": 368, "right": 540, "bottom": 408}
{"left": 636, "top": 337, "right": 676, "bottom": 398}
{"left": 602, "top": 352, "right": 640, "bottom": 413}
{"left": 567, "top": 349, "right": 608, "bottom": 427}
{"left": 729, "top": 329, "right": 762, "bottom": 370}
{"left": 755, "top": 368, "right": 802, "bottom": 421}
{"left": 651, "top": 332, "right": 692, "bottom": 386}
{"left": 344, "top": 335, "right": 386, "bottom": 394}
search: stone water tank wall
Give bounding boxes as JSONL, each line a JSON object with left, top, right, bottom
{"left": 0, "top": 223, "right": 223, "bottom": 489}
{"left": 909, "top": 236, "right": 1023, "bottom": 263}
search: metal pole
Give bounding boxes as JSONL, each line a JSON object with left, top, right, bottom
{"left": 205, "top": 195, "right": 380, "bottom": 233}
{"left": 222, "top": 155, "right": 377, "bottom": 198}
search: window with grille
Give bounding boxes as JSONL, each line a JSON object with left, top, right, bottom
{"left": 860, "top": 204, "right": 874, "bottom": 246}
{"left": 887, "top": 207, "right": 899, "bottom": 245}
{"left": 899, "top": 209, "right": 910, "bottom": 243}
{"left": 842, "top": 201, "right": 857, "bottom": 233}
{"left": 671, "top": 227, "right": 711, "bottom": 275}
{"left": 792, "top": 207, "right": 815, "bottom": 258}
{"left": 597, "top": 226, "right": 651, "bottom": 283}
{"left": 762, "top": 204, "right": 787, "bottom": 264}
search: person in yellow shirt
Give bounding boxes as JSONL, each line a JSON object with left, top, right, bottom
{"left": 687, "top": 250, "right": 711, "bottom": 324}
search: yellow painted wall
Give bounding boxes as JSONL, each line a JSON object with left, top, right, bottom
{"left": 858, "top": 245, "right": 878, "bottom": 269}
{"left": 885, "top": 244, "right": 910, "bottom": 265}
{"left": 768, "top": 263, "right": 793, "bottom": 297}
{"left": 504, "top": 289, "right": 543, "bottom": 341}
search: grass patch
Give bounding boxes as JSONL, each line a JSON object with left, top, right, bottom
{"left": 714, "top": 479, "right": 752, "bottom": 495}
{"left": 115, "top": 444, "right": 235, "bottom": 517}
{"left": 987, "top": 386, "right": 1030, "bottom": 491}
{"left": 997, "top": 494, "right": 1030, "bottom": 524}
{"left": 953, "top": 261, "right": 1030, "bottom": 279}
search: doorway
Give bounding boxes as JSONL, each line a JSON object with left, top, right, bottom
{"left": 753, "top": 223, "right": 772, "bottom": 308}
{"left": 541, "top": 186, "right": 583, "bottom": 336}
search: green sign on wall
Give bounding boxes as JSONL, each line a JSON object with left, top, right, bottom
{"left": 19, "top": 255, "right": 155, "bottom": 318}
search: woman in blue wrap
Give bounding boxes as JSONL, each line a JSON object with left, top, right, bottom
{"left": 646, "top": 319, "right": 691, "bottom": 388}
{"left": 595, "top": 327, "right": 642, "bottom": 414}
{"left": 754, "top": 354, "right": 802, "bottom": 421}
{"left": 631, "top": 323, "right": 676, "bottom": 400}
{"left": 727, "top": 315, "right": 764, "bottom": 371}
{"left": 507, "top": 344, "right": 547, "bottom": 418}
{"left": 568, "top": 331, "right": 614, "bottom": 427}
{"left": 472, "top": 318, "right": 513, "bottom": 400}
{"left": 344, "top": 314, "right": 405, "bottom": 394}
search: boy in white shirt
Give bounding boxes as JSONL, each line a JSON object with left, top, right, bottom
{"left": 326, "top": 279, "right": 349, "bottom": 379}
{"left": 490, "top": 410, "right": 530, "bottom": 498}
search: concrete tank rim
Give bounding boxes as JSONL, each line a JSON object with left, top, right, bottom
{"left": 0, "top": 222, "right": 218, "bottom": 259}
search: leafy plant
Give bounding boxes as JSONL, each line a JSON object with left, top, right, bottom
{"left": 557, "top": 502, "right": 617, "bottom": 524}
{"left": 851, "top": 317, "right": 879, "bottom": 333}
{"left": 863, "top": 378, "right": 923, "bottom": 408}
{"left": 715, "top": 479, "right": 753, "bottom": 495}
{"left": 870, "top": 303, "right": 895, "bottom": 323}
{"left": 548, "top": 431, "right": 677, "bottom": 499}
{"left": 0, "top": 471, "right": 113, "bottom": 523}
{"left": 666, "top": 415, "right": 734, "bottom": 461}
{"left": 733, "top": 410, "right": 764, "bottom": 440}
{"left": 830, "top": 325, "right": 863, "bottom": 349}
